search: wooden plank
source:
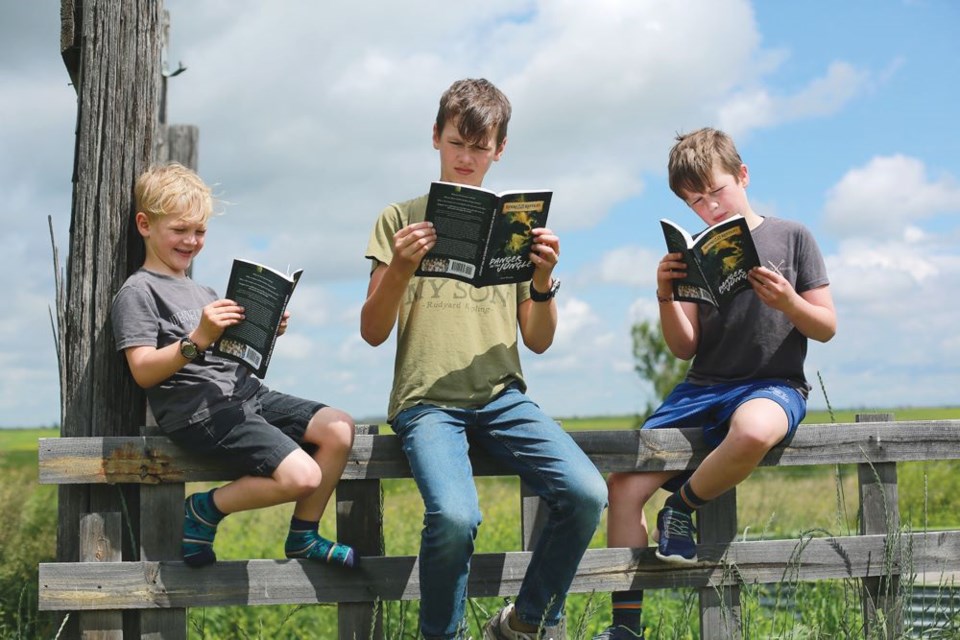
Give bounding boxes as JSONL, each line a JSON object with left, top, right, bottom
{"left": 39, "top": 531, "right": 960, "bottom": 611}
{"left": 857, "top": 413, "right": 902, "bottom": 640}
{"left": 78, "top": 513, "right": 123, "bottom": 639}
{"left": 39, "top": 421, "right": 960, "bottom": 485}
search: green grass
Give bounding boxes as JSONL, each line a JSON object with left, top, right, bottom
{"left": 3, "top": 408, "right": 960, "bottom": 638}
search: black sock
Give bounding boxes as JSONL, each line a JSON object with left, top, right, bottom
{"left": 665, "top": 479, "right": 706, "bottom": 514}
{"left": 611, "top": 590, "right": 643, "bottom": 633}
{"left": 289, "top": 515, "right": 319, "bottom": 533}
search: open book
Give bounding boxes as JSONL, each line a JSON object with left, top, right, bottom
{"left": 212, "top": 259, "right": 303, "bottom": 378}
{"left": 660, "top": 214, "right": 760, "bottom": 310}
{"left": 416, "top": 181, "right": 552, "bottom": 287}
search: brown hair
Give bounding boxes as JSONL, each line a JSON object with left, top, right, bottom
{"left": 436, "top": 78, "right": 511, "bottom": 147}
{"left": 668, "top": 127, "right": 744, "bottom": 199}
{"left": 135, "top": 162, "right": 215, "bottom": 224}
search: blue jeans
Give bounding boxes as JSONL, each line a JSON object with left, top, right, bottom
{"left": 392, "top": 387, "right": 607, "bottom": 639}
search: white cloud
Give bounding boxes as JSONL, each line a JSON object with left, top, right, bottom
{"left": 824, "top": 155, "right": 960, "bottom": 238}
{"left": 3, "top": 1, "right": 956, "bottom": 425}
{"left": 592, "top": 245, "right": 660, "bottom": 287}
{"left": 719, "top": 62, "right": 872, "bottom": 137}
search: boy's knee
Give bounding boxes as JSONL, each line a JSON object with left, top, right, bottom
{"left": 425, "top": 504, "right": 481, "bottom": 546}
{"left": 555, "top": 470, "right": 607, "bottom": 524}
{"left": 306, "top": 408, "right": 355, "bottom": 451}
{"left": 276, "top": 455, "right": 323, "bottom": 498}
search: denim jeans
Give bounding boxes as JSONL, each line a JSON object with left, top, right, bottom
{"left": 392, "top": 387, "right": 607, "bottom": 639}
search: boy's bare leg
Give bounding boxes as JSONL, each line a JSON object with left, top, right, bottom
{"left": 605, "top": 470, "right": 678, "bottom": 548}
{"left": 282, "top": 407, "right": 357, "bottom": 567}
{"left": 292, "top": 406, "right": 354, "bottom": 521}
{"left": 599, "top": 470, "right": 676, "bottom": 638}
{"left": 184, "top": 408, "right": 357, "bottom": 568}
{"left": 208, "top": 407, "right": 353, "bottom": 515}
{"left": 686, "top": 398, "right": 788, "bottom": 500}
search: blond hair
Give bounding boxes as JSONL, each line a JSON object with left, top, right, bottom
{"left": 135, "top": 162, "right": 215, "bottom": 224}
{"left": 668, "top": 128, "right": 744, "bottom": 199}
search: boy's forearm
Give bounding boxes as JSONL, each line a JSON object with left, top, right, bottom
{"left": 518, "top": 298, "right": 557, "bottom": 353}
{"left": 125, "top": 340, "right": 195, "bottom": 389}
{"left": 360, "top": 264, "right": 407, "bottom": 346}
{"left": 659, "top": 301, "right": 698, "bottom": 360}
{"left": 783, "top": 286, "right": 836, "bottom": 343}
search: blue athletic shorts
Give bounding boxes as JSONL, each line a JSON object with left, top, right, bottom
{"left": 642, "top": 379, "right": 807, "bottom": 491}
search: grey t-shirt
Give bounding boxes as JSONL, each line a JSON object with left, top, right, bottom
{"left": 686, "top": 216, "right": 829, "bottom": 395}
{"left": 111, "top": 268, "right": 261, "bottom": 432}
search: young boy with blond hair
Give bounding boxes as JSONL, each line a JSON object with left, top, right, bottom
{"left": 111, "top": 162, "right": 358, "bottom": 569}
{"left": 361, "top": 78, "right": 607, "bottom": 640}
{"left": 593, "top": 128, "right": 836, "bottom": 640}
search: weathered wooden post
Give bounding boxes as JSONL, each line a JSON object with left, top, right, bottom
{"left": 58, "top": 1, "right": 166, "bottom": 636}
{"left": 857, "top": 412, "right": 903, "bottom": 639}
{"left": 337, "top": 425, "right": 386, "bottom": 640}
{"left": 699, "top": 489, "right": 742, "bottom": 639}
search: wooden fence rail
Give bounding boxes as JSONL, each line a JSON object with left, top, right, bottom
{"left": 38, "top": 417, "right": 960, "bottom": 639}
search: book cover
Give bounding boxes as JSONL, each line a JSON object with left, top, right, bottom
{"left": 660, "top": 214, "right": 760, "bottom": 310}
{"left": 416, "top": 181, "right": 551, "bottom": 287}
{"left": 213, "top": 259, "right": 302, "bottom": 378}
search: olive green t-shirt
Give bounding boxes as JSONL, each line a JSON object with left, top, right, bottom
{"left": 365, "top": 194, "right": 532, "bottom": 420}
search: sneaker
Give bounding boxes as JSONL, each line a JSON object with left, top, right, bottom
{"left": 592, "top": 625, "right": 644, "bottom": 639}
{"left": 483, "top": 603, "right": 566, "bottom": 640}
{"left": 653, "top": 506, "right": 698, "bottom": 564}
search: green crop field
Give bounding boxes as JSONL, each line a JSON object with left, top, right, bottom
{"left": 2, "top": 407, "right": 959, "bottom": 638}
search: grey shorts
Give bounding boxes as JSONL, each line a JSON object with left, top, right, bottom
{"left": 168, "top": 386, "right": 326, "bottom": 477}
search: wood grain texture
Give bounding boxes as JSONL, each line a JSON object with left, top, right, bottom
{"left": 39, "top": 531, "right": 960, "bottom": 610}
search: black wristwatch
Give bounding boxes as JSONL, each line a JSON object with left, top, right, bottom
{"left": 529, "top": 278, "right": 560, "bottom": 302}
{"left": 179, "top": 337, "right": 201, "bottom": 361}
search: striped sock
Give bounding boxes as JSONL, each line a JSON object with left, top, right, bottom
{"left": 182, "top": 489, "right": 225, "bottom": 567}
{"left": 665, "top": 479, "right": 707, "bottom": 514}
{"left": 285, "top": 517, "right": 358, "bottom": 568}
{"left": 611, "top": 589, "right": 644, "bottom": 634}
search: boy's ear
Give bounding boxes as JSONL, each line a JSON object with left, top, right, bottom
{"left": 738, "top": 163, "right": 750, "bottom": 187}
{"left": 432, "top": 123, "right": 441, "bottom": 150}
{"left": 493, "top": 137, "right": 507, "bottom": 161}
{"left": 134, "top": 211, "right": 151, "bottom": 237}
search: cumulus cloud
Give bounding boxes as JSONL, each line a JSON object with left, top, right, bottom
{"left": 719, "top": 61, "right": 873, "bottom": 137}
{"left": 824, "top": 155, "right": 960, "bottom": 238}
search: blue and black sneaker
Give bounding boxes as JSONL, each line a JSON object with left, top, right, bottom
{"left": 591, "top": 624, "right": 644, "bottom": 639}
{"left": 653, "top": 506, "right": 698, "bottom": 564}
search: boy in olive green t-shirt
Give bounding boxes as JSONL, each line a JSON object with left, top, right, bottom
{"left": 361, "top": 78, "right": 607, "bottom": 640}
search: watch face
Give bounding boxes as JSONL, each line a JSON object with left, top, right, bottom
{"left": 180, "top": 339, "right": 199, "bottom": 359}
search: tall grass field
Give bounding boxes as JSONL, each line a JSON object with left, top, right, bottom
{"left": 2, "top": 408, "right": 959, "bottom": 638}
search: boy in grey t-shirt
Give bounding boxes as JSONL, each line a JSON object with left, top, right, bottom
{"left": 594, "top": 128, "right": 836, "bottom": 640}
{"left": 111, "top": 162, "right": 357, "bottom": 569}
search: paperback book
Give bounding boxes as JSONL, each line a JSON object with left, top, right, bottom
{"left": 660, "top": 214, "right": 760, "bottom": 310}
{"left": 213, "top": 259, "right": 302, "bottom": 378}
{"left": 416, "top": 181, "right": 552, "bottom": 287}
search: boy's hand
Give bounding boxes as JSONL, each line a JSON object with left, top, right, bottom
{"left": 391, "top": 221, "right": 436, "bottom": 278}
{"left": 529, "top": 227, "right": 560, "bottom": 290}
{"left": 277, "top": 311, "right": 290, "bottom": 336}
{"left": 748, "top": 266, "right": 798, "bottom": 311}
{"left": 656, "top": 251, "right": 687, "bottom": 299}
{"left": 193, "top": 299, "right": 245, "bottom": 349}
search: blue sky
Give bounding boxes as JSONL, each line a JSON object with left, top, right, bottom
{"left": 2, "top": 0, "right": 958, "bottom": 427}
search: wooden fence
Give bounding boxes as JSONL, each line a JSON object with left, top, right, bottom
{"left": 38, "top": 415, "right": 960, "bottom": 639}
